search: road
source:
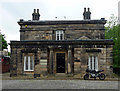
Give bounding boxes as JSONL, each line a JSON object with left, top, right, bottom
{"left": 2, "top": 80, "right": 119, "bottom": 90}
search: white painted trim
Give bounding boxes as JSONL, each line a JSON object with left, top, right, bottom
{"left": 88, "top": 56, "right": 91, "bottom": 70}
{"left": 92, "top": 56, "right": 94, "bottom": 70}
{"left": 88, "top": 56, "right": 98, "bottom": 71}
{"left": 56, "top": 30, "right": 64, "bottom": 40}
{"left": 24, "top": 56, "right": 26, "bottom": 71}
{"left": 95, "top": 56, "right": 98, "bottom": 71}
{"left": 24, "top": 56, "right": 34, "bottom": 71}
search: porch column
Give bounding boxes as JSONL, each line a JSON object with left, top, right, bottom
{"left": 68, "top": 48, "right": 73, "bottom": 74}
{"left": 49, "top": 48, "right": 54, "bottom": 74}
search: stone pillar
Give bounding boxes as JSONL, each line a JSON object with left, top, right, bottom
{"left": 67, "top": 48, "right": 73, "bottom": 74}
{"left": 10, "top": 47, "right": 17, "bottom": 77}
{"left": 49, "top": 48, "right": 54, "bottom": 74}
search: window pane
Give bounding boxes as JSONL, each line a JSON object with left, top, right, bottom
{"left": 88, "top": 56, "right": 98, "bottom": 71}
{"left": 90, "top": 56, "right": 92, "bottom": 70}
{"left": 24, "top": 56, "right": 26, "bottom": 71}
{"left": 57, "top": 35, "right": 59, "bottom": 40}
{"left": 60, "top": 34, "right": 63, "bottom": 40}
{"left": 94, "top": 56, "right": 96, "bottom": 70}
{"left": 88, "top": 56, "right": 91, "bottom": 70}
{"left": 30, "top": 56, "right": 33, "bottom": 70}
{"left": 28, "top": 56, "right": 30, "bottom": 70}
{"left": 26, "top": 56, "right": 28, "bottom": 70}
{"left": 56, "top": 30, "right": 64, "bottom": 40}
{"left": 95, "top": 56, "right": 98, "bottom": 71}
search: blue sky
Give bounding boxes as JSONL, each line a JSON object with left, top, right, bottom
{"left": 0, "top": 0, "right": 120, "bottom": 51}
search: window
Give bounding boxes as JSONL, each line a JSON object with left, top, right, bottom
{"left": 56, "top": 30, "right": 64, "bottom": 40}
{"left": 88, "top": 56, "right": 98, "bottom": 71}
{"left": 24, "top": 56, "right": 34, "bottom": 71}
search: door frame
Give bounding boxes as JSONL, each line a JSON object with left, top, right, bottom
{"left": 56, "top": 53, "right": 65, "bottom": 73}
{"left": 55, "top": 52, "right": 67, "bottom": 74}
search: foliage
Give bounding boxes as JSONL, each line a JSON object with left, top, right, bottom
{"left": 105, "top": 14, "right": 120, "bottom": 68}
{"left": 8, "top": 52, "right": 11, "bottom": 56}
{"left": 0, "top": 34, "right": 8, "bottom": 50}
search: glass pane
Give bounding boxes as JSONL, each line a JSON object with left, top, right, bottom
{"left": 26, "top": 56, "right": 28, "bottom": 70}
{"left": 90, "top": 56, "right": 92, "bottom": 70}
{"left": 56, "top": 31, "right": 59, "bottom": 34}
{"left": 30, "top": 56, "right": 33, "bottom": 70}
{"left": 95, "top": 56, "right": 98, "bottom": 71}
{"left": 57, "top": 36, "right": 59, "bottom": 40}
{"left": 24, "top": 56, "right": 26, "bottom": 71}
{"left": 88, "top": 56, "right": 91, "bottom": 70}
{"left": 60, "top": 34, "right": 63, "bottom": 40}
{"left": 94, "top": 56, "right": 96, "bottom": 70}
{"left": 56, "top": 30, "right": 64, "bottom": 40}
{"left": 92, "top": 56, "right": 94, "bottom": 70}
{"left": 28, "top": 56, "right": 31, "bottom": 70}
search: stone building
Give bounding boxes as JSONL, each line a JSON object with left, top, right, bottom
{"left": 10, "top": 8, "right": 114, "bottom": 78}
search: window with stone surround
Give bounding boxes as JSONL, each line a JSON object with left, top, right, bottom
{"left": 24, "top": 56, "right": 34, "bottom": 71}
{"left": 56, "top": 30, "right": 64, "bottom": 40}
{"left": 88, "top": 56, "right": 98, "bottom": 71}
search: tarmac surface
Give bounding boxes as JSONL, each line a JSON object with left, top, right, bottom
{"left": 2, "top": 80, "right": 119, "bottom": 89}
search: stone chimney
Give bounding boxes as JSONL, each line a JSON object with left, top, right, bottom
{"left": 32, "top": 9, "right": 40, "bottom": 20}
{"left": 83, "top": 8, "right": 86, "bottom": 20}
{"left": 83, "top": 7, "right": 91, "bottom": 20}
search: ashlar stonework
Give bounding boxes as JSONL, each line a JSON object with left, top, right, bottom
{"left": 10, "top": 8, "right": 114, "bottom": 78}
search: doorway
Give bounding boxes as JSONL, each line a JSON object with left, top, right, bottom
{"left": 56, "top": 53, "right": 65, "bottom": 73}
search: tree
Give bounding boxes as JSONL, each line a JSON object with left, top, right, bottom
{"left": 0, "top": 33, "right": 8, "bottom": 50}
{"left": 105, "top": 14, "right": 120, "bottom": 72}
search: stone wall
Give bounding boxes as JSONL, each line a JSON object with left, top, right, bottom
{"left": 10, "top": 47, "right": 48, "bottom": 76}
{"left": 74, "top": 46, "right": 113, "bottom": 78}
{"left": 20, "top": 24, "right": 105, "bottom": 40}
{"left": 10, "top": 44, "right": 113, "bottom": 78}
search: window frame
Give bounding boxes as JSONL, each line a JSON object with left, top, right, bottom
{"left": 24, "top": 56, "right": 34, "bottom": 71}
{"left": 88, "top": 56, "right": 98, "bottom": 71}
{"left": 56, "top": 30, "right": 64, "bottom": 40}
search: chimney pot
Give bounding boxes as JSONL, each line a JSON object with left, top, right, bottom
{"left": 88, "top": 8, "right": 90, "bottom": 11}
{"left": 37, "top": 9, "right": 39, "bottom": 13}
{"left": 84, "top": 8, "right": 86, "bottom": 12}
{"left": 34, "top": 9, "right": 36, "bottom": 13}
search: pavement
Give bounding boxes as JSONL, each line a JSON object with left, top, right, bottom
{"left": 2, "top": 80, "right": 119, "bottom": 89}
{"left": 1, "top": 72, "right": 120, "bottom": 90}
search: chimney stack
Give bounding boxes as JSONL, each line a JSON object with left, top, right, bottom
{"left": 32, "top": 9, "right": 40, "bottom": 20}
{"left": 83, "top": 7, "right": 91, "bottom": 20}
{"left": 84, "top": 8, "right": 86, "bottom": 12}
